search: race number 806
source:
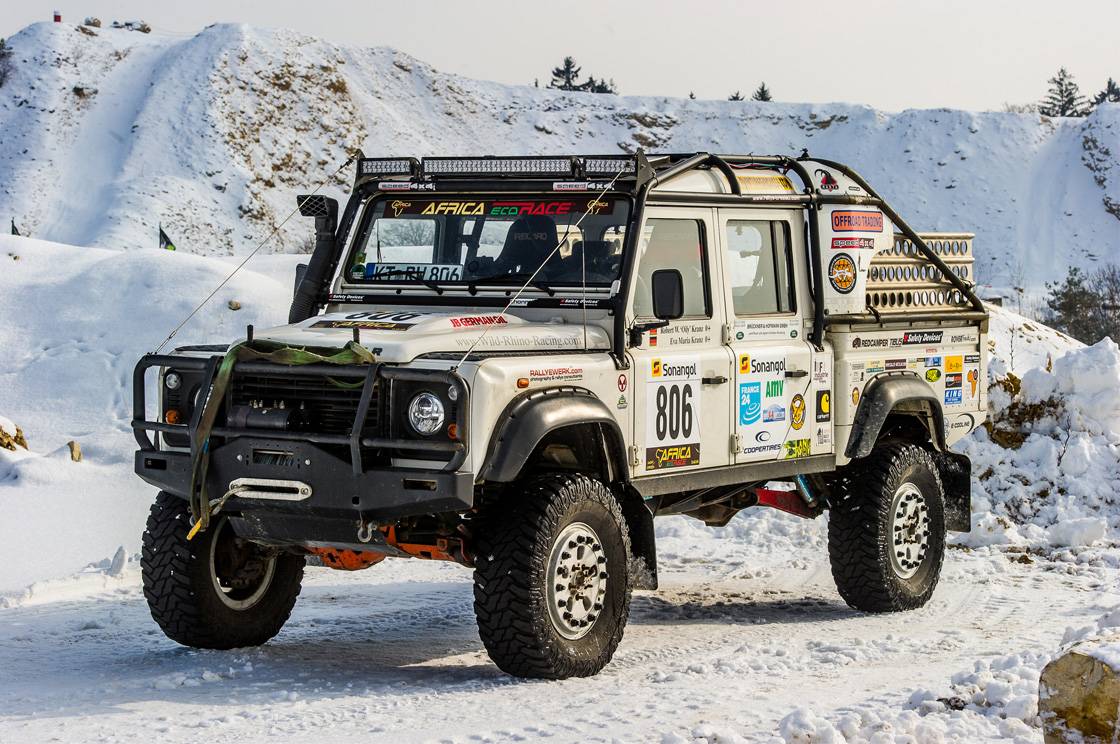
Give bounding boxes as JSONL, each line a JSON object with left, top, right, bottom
{"left": 654, "top": 383, "right": 694, "bottom": 442}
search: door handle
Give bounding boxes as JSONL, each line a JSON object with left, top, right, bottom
{"left": 785, "top": 369, "right": 808, "bottom": 378}
{"left": 702, "top": 375, "right": 728, "bottom": 385}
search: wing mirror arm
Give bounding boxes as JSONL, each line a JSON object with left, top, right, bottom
{"left": 627, "top": 269, "right": 684, "bottom": 348}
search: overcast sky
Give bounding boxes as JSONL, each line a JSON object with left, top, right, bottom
{"left": 5, "top": 1, "right": 1117, "bottom": 111}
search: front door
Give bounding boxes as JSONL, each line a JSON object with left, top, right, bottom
{"left": 717, "top": 210, "right": 828, "bottom": 463}
{"left": 628, "top": 208, "right": 733, "bottom": 477}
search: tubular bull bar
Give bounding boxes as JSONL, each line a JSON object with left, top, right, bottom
{"left": 131, "top": 353, "right": 472, "bottom": 522}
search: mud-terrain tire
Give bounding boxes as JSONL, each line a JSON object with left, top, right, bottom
{"left": 473, "top": 473, "right": 632, "bottom": 679}
{"left": 828, "top": 442, "right": 946, "bottom": 613}
{"left": 142, "top": 492, "right": 304, "bottom": 649}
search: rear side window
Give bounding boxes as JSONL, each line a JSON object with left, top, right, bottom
{"left": 632, "top": 218, "right": 710, "bottom": 319}
{"left": 725, "top": 220, "right": 795, "bottom": 315}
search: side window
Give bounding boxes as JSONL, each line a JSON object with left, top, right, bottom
{"left": 633, "top": 218, "right": 710, "bottom": 319}
{"left": 725, "top": 220, "right": 795, "bottom": 316}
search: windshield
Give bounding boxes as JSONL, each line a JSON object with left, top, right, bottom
{"left": 344, "top": 195, "right": 631, "bottom": 287}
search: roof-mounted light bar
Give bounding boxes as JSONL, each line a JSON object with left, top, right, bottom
{"left": 583, "top": 156, "right": 637, "bottom": 175}
{"left": 357, "top": 157, "right": 419, "bottom": 177}
{"left": 422, "top": 156, "right": 574, "bottom": 177}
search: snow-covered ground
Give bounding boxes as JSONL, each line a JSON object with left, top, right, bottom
{"left": 1, "top": 22, "right": 1119, "bottom": 295}
{"left": 1, "top": 233, "right": 1116, "bottom": 743}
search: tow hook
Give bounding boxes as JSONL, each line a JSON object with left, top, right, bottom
{"left": 357, "top": 520, "right": 376, "bottom": 543}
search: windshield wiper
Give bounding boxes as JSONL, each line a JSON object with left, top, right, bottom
{"left": 367, "top": 268, "right": 444, "bottom": 294}
{"left": 467, "top": 273, "right": 555, "bottom": 296}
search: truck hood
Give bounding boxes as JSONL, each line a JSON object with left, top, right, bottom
{"left": 253, "top": 310, "right": 611, "bottom": 363}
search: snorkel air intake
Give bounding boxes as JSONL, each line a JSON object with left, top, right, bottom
{"left": 288, "top": 194, "right": 339, "bottom": 324}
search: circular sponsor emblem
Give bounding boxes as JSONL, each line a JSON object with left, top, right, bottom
{"left": 925, "top": 368, "right": 941, "bottom": 382}
{"left": 828, "top": 253, "right": 856, "bottom": 294}
{"left": 617, "top": 374, "right": 628, "bottom": 392}
{"left": 791, "top": 394, "right": 805, "bottom": 430}
{"left": 851, "top": 387, "right": 860, "bottom": 405}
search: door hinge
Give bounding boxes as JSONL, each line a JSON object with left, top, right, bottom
{"left": 628, "top": 445, "right": 640, "bottom": 467}
{"left": 731, "top": 434, "right": 742, "bottom": 455}
{"left": 722, "top": 323, "right": 733, "bottom": 345}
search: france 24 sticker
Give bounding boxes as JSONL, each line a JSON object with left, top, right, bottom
{"left": 944, "top": 388, "right": 962, "bottom": 405}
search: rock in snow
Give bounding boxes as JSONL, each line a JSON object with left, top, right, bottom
{"left": 1040, "top": 640, "right": 1120, "bottom": 743}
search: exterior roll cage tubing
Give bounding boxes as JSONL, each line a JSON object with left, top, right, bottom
{"left": 313, "top": 152, "right": 979, "bottom": 357}
{"left": 806, "top": 156, "right": 986, "bottom": 314}
{"left": 616, "top": 153, "right": 824, "bottom": 355}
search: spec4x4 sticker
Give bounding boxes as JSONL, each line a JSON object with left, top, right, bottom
{"left": 645, "top": 356, "right": 701, "bottom": 470}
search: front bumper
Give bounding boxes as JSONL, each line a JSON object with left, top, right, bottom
{"left": 132, "top": 352, "right": 474, "bottom": 539}
{"left": 135, "top": 440, "right": 475, "bottom": 522}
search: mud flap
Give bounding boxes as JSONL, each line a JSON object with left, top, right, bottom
{"left": 620, "top": 492, "right": 658, "bottom": 590}
{"left": 932, "top": 450, "right": 971, "bottom": 532}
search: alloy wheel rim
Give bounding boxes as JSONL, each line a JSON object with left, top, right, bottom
{"left": 546, "top": 522, "right": 608, "bottom": 640}
{"left": 889, "top": 482, "right": 930, "bottom": 579}
{"left": 208, "top": 518, "right": 277, "bottom": 611}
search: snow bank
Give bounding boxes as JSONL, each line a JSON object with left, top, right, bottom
{"left": 0, "top": 234, "right": 302, "bottom": 594}
{"left": 957, "top": 339, "right": 1120, "bottom": 550}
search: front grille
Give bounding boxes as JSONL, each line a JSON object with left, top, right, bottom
{"left": 228, "top": 372, "right": 381, "bottom": 437}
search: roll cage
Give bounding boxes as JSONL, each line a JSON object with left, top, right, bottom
{"left": 297, "top": 152, "right": 986, "bottom": 369}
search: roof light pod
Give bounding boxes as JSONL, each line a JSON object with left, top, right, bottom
{"left": 422, "top": 157, "right": 572, "bottom": 176}
{"left": 583, "top": 157, "right": 636, "bottom": 175}
{"left": 358, "top": 158, "right": 419, "bottom": 176}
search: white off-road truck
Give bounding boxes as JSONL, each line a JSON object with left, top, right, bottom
{"left": 134, "top": 152, "right": 987, "bottom": 678}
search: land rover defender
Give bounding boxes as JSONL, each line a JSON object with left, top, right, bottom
{"left": 134, "top": 152, "right": 987, "bottom": 678}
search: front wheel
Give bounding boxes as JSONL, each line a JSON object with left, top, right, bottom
{"left": 828, "top": 442, "right": 946, "bottom": 612}
{"left": 141, "top": 492, "right": 304, "bottom": 649}
{"left": 472, "top": 473, "right": 632, "bottom": 679}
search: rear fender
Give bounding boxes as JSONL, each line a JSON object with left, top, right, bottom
{"left": 846, "top": 374, "right": 945, "bottom": 459}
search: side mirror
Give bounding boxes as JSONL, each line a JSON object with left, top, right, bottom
{"left": 651, "top": 269, "right": 684, "bottom": 321}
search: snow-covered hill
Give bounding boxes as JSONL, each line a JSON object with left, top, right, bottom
{"left": 1, "top": 21, "right": 1119, "bottom": 294}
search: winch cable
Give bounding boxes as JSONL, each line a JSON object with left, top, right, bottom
{"left": 452, "top": 167, "right": 626, "bottom": 370}
{"left": 151, "top": 152, "right": 357, "bottom": 355}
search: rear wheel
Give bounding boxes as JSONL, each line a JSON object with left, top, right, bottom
{"left": 472, "top": 473, "right": 632, "bottom": 679}
{"left": 141, "top": 492, "right": 304, "bottom": 649}
{"left": 828, "top": 442, "right": 945, "bottom": 612}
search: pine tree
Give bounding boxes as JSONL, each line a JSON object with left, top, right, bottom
{"left": 1039, "top": 67, "right": 1087, "bottom": 117}
{"left": 1092, "top": 78, "right": 1120, "bottom": 107}
{"left": 549, "top": 57, "right": 582, "bottom": 91}
{"left": 688, "top": 91, "right": 696, "bottom": 100}
{"left": 584, "top": 76, "right": 617, "bottom": 94}
{"left": 1042, "top": 266, "right": 1117, "bottom": 343}
{"left": 0, "top": 38, "right": 13, "bottom": 88}
{"left": 728, "top": 90, "right": 744, "bottom": 101}
{"left": 751, "top": 82, "right": 773, "bottom": 102}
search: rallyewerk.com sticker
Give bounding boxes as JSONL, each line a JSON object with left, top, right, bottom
{"left": 645, "top": 356, "right": 701, "bottom": 470}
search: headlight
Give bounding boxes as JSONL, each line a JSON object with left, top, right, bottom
{"left": 407, "top": 392, "right": 445, "bottom": 435}
{"left": 164, "top": 371, "right": 182, "bottom": 390}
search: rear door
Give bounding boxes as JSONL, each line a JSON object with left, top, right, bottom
{"left": 717, "top": 209, "right": 832, "bottom": 463}
{"left": 627, "top": 208, "right": 734, "bottom": 476}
